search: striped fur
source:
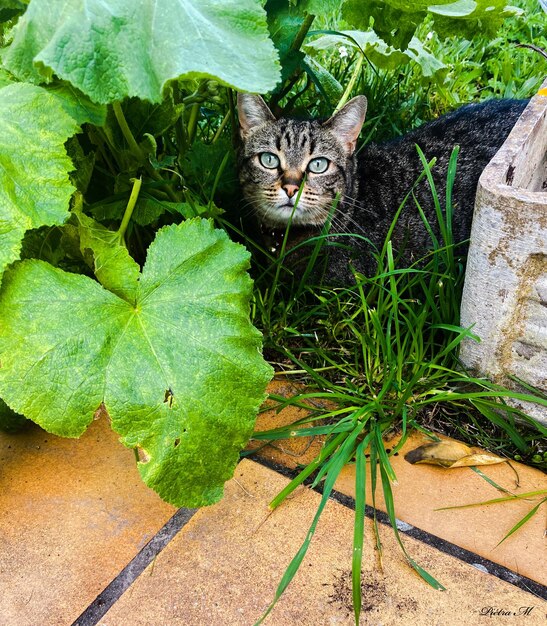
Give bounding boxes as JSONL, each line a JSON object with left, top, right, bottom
{"left": 237, "top": 94, "right": 365, "bottom": 228}
{"left": 237, "top": 94, "right": 527, "bottom": 280}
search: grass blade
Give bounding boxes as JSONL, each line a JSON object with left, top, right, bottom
{"left": 436, "top": 489, "right": 547, "bottom": 510}
{"left": 269, "top": 431, "right": 348, "bottom": 510}
{"left": 257, "top": 423, "right": 365, "bottom": 624}
{"left": 495, "top": 497, "right": 546, "bottom": 547}
{"left": 376, "top": 426, "right": 446, "bottom": 590}
{"left": 352, "top": 437, "right": 370, "bottom": 624}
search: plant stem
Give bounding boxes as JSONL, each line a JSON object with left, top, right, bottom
{"left": 187, "top": 102, "right": 200, "bottom": 145}
{"left": 227, "top": 88, "right": 238, "bottom": 147}
{"left": 112, "top": 101, "right": 179, "bottom": 202}
{"left": 335, "top": 53, "right": 364, "bottom": 113}
{"left": 212, "top": 110, "right": 230, "bottom": 144}
{"left": 269, "top": 14, "right": 315, "bottom": 114}
{"left": 291, "top": 13, "right": 315, "bottom": 53}
{"left": 112, "top": 101, "right": 143, "bottom": 159}
{"left": 117, "top": 177, "right": 142, "bottom": 242}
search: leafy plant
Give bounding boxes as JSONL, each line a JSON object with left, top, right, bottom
{"left": 0, "top": 0, "right": 280, "bottom": 507}
{"left": 1, "top": 0, "right": 545, "bottom": 623}
{"left": 0, "top": 0, "right": 543, "bottom": 526}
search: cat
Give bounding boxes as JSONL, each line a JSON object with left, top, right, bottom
{"left": 237, "top": 92, "right": 528, "bottom": 282}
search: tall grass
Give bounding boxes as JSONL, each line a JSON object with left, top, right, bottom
{"left": 249, "top": 148, "right": 547, "bottom": 623}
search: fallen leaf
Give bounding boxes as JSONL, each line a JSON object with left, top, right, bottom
{"left": 405, "top": 440, "right": 505, "bottom": 468}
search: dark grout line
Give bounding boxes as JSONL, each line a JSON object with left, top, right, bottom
{"left": 252, "top": 455, "right": 547, "bottom": 602}
{"left": 72, "top": 507, "right": 197, "bottom": 626}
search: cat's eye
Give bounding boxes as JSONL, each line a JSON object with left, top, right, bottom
{"left": 308, "top": 157, "right": 329, "bottom": 174}
{"left": 259, "top": 152, "right": 280, "bottom": 169}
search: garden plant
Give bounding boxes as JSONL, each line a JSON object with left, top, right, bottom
{"left": 0, "top": 0, "right": 546, "bottom": 622}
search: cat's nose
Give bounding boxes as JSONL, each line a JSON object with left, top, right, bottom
{"left": 282, "top": 183, "right": 300, "bottom": 198}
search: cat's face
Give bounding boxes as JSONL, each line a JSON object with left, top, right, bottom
{"left": 237, "top": 94, "right": 367, "bottom": 228}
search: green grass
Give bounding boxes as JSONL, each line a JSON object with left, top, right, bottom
{"left": 289, "top": 0, "right": 547, "bottom": 142}
{"left": 249, "top": 148, "right": 547, "bottom": 470}
{"left": 231, "top": 3, "right": 547, "bottom": 620}
{"left": 247, "top": 147, "right": 547, "bottom": 623}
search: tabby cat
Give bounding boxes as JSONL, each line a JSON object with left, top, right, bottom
{"left": 237, "top": 93, "right": 527, "bottom": 282}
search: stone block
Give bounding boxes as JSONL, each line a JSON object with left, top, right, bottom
{"left": 460, "top": 82, "right": 547, "bottom": 426}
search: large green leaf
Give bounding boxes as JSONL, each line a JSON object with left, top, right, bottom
{"left": 0, "top": 82, "right": 79, "bottom": 281}
{"left": 2, "top": 0, "right": 281, "bottom": 103}
{"left": 405, "top": 37, "right": 447, "bottom": 78}
{"left": 294, "top": 0, "right": 341, "bottom": 13}
{"left": 305, "top": 30, "right": 437, "bottom": 74}
{"left": 306, "top": 30, "right": 446, "bottom": 78}
{"left": 342, "top": 0, "right": 428, "bottom": 49}
{"left": 430, "top": 0, "right": 521, "bottom": 38}
{"left": 341, "top": 0, "right": 518, "bottom": 47}
{"left": 302, "top": 55, "right": 343, "bottom": 105}
{"left": 266, "top": 0, "right": 307, "bottom": 83}
{"left": 46, "top": 82, "right": 107, "bottom": 126}
{"left": 0, "top": 219, "right": 273, "bottom": 506}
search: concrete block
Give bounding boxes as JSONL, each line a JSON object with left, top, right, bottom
{"left": 460, "top": 81, "right": 547, "bottom": 427}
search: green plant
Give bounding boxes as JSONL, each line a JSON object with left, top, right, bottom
{"left": 0, "top": 0, "right": 281, "bottom": 507}
{"left": 249, "top": 148, "right": 547, "bottom": 622}
{"left": 1, "top": 0, "right": 545, "bottom": 622}
{"left": 2, "top": 0, "right": 534, "bottom": 508}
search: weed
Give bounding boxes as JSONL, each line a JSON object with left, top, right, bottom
{"left": 249, "top": 147, "right": 547, "bottom": 621}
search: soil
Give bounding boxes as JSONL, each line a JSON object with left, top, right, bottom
{"left": 326, "top": 569, "right": 418, "bottom": 616}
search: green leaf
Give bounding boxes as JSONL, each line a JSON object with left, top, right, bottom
{"left": 66, "top": 137, "right": 96, "bottom": 195}
{"left": 0, "top": 68, "right": 14, "bottom": 88}
{"left": 182, "top": 138, "right": 239, "bottom": 204}
{"left": 302, "top": 55, "right": 343, "bottom": 105}
{"left": 122, "top": 92, "right": 183, "bottom": 139}
{"left": 45, "top": 82, "right": 107, "bottom": 126}
{"left": 495, "top": 498, "right": 547, "bottom": 547}
{"left": 306, "top": 30, "right": 410, "bottom": 71}
{"left": 428, "top": 0, "right": 477, "bottom": 17}
{"left": 307, "top": 30, "right": 445, "bottom": 77}
{"left": 405, "top": 37, "right": 446, "bottom": 78}
{"left": 0, "top": 219, "right": 273, "bottom": 507}
{"left": 341, "top": 0, "right": 515, "bottom": 47}
{"left": 352, "top": 438, "right": 369, "bottom": 625}
{"left": 0, "top": 82, "right": 79, "bottom": 282}
{"left": 296, "top": 0, "right": 341, "bottom": 13}
{"left": 90, "top": 196, "right": 211, "bottom": 227}
{"left": 2, "top": 0, "right": 281, "bottom": 103}
{"left": 71, "top": 209, "right": 140, "bottom": 303}
{"left": 430, "top": 0, "right": 521, "bottom": 38}
{"left": 342, "top": 0, "right": 427, "bottom": 49}
{"left": 266, "top": 0, "right": 307, "bottom": 83}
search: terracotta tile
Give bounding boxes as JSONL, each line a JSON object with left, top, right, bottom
{"left": 335, "top": 431, "right": 547, "bottom": 587}
{"left": 251, "top": 381, "right": 547, "bottom": 586}
{"left": 0, "top": 417, "right": 175, "bottom": 626}
{"left": 101, "top": 459, "right": 544, "bottom": 626}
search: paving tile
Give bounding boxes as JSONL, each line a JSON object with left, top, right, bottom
{"left": 0, "top": 417, "right": 175, "bottom": 626}
{"left": 101, "top": 459, "right": 545, "bottom": 626}
{"left": 250, "top": 381, "right": 547, "bottom": 586}
{"left": 335, "top": 431, "right": 547, "bottom": 587}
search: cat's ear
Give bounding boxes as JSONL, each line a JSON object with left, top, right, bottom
{"left": 237, "top": 93, "right": 276, "bottom": 138}
{"left": 323, "top": 96, "right": 367, "bottom": 154}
